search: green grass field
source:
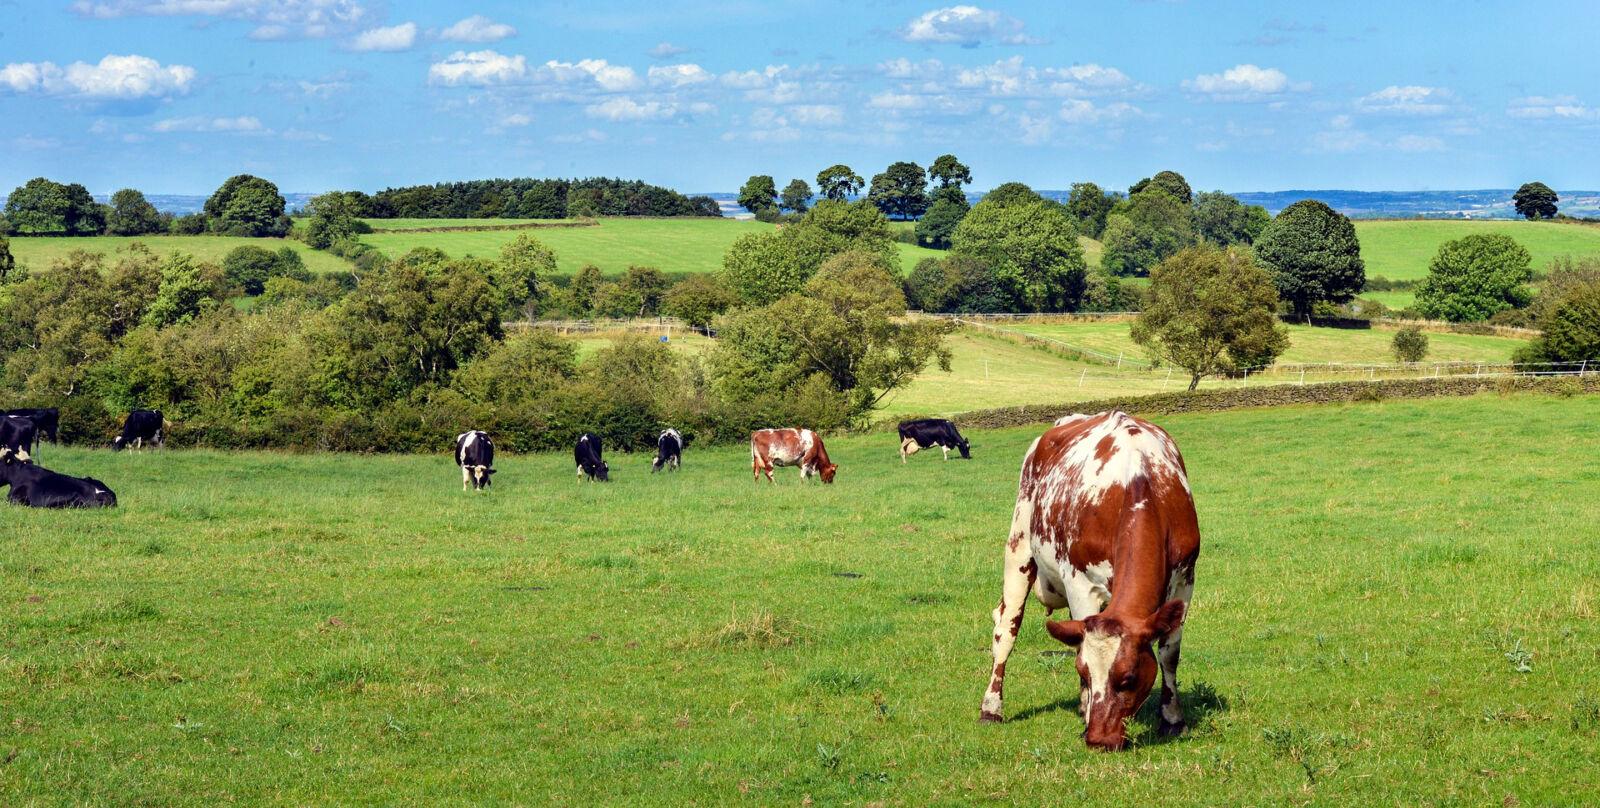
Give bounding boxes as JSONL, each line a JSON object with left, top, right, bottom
{"left": 1356, "top": 219, "right": 1600, "bottom": 282}
{"left": 1008, "top": 320, "right": 1529, "bottom": 366}
{"left": 4, "top": 392, "right": 1597, "bottom": 804}
{"left": 6, "top": 235, "right": 353, "bottom": 276}
{"left": 361, "top": 218, "right": 564, "bottom": 231}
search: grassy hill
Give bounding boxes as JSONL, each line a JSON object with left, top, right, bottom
{"left": 5, "top": 234, "right": 352, "bottom": 275}
{"left": 1007, "top": 320, "right": 1529, "bottom": 366}
{"left": 1355, "top": 219, "right": 1600, "bottom": 282}
{"left": 5, "top": 392, "right": 1597, "bottom": 804}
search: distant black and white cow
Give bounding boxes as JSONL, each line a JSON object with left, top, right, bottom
{"left": 1, "top": 415, "right": 38, "bottom": 461}
{"left": 898, "top": 418, "right": 971, "bottom": 463}
{"left": 112, "top": 410, "right": 164, "bottom": 452}
{"left": 0, "top": 448, "right": 117, "bottom": 509}
{"left": 455, "top": 430, "right": 496, "bottom": 491}
{"left": 652, "top": 428, "right": 683, "bottom": 473}
{"left": 574, "top": 432, "right": 610, "bottom": 481}
{"left": 4, "top": 408, "right": 59, "bottom": 445}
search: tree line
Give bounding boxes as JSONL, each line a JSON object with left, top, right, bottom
{"left": 2, "top": 175, "right": 292, "bottom": 238}
{"left": 363, "top": 177, "right": 720, "bottom": 220}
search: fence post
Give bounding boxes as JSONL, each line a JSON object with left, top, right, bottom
{"left": 1582, "top": 359, "right": 1589, "bottom": 378}
{"left": 1243, "top": 369, "right": 1248, "bottom": 387}
{"left": 1079, "top": 369, "right": 1087, "bottom": 389}
{"left": 1299, "top": 367, "right": 1305, "bottom": 386}
{"left": 1117, "top": 352, "right": 1123, "bottom": 369}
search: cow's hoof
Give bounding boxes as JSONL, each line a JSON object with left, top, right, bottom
{"left": 978, "top": 711, "right": 1004, "bottom": 724}
{"left": 1158, "top": 718, "right": 1187, "bottom": 737}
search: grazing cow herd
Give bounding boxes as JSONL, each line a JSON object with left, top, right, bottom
{"left": 9, "top": 404, "right": 1201, "bottom": 749}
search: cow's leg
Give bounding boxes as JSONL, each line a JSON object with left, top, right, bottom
{"left": 900, "top": 438, "right": 916, "bottom": 463}
{"left": 1158, "top": 571, "right": 1194, "bottom": 736}
{"left": 982, "top": 501, "right": 1037, "bottom": 723}
{"left": 576, "top": 464, "right": 584, "bottom": 481}
{"left": 941, "top": 444, "right": 950, "bottom": 461}
{"left": 462, "top": 466, "right": 471, "bottom": 491}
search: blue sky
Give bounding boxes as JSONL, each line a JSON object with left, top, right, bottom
{"left": 2, "top": 1, "right": 1597, "bottom": 195}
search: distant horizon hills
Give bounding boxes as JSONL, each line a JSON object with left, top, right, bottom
{"left": 99, "top": 188, "right": 1600, "bottom": 221}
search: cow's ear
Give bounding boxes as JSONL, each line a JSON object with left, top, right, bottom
{"left": 1045, "top": 619, "right": 1086, "bottom": 647}
{"left": 1147, "top": 599, "right": 1186, "bottom": 639}
{"left": 487, "top": 468, "right": 497, "bottom": 475}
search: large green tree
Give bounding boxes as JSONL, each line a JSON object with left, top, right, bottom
{"left": 302, "top": 192, "right": 365, "bottom": 249}
{"left": 1066, "top": 182, "right": 1116, "bottom": 239}
{"left": 815, "top": 165, "right": 864, "bottom": 202}
{"left": 0, "top": 236, "right": 13, "bottom": 284}
{"left": 1191, "top": 191, "right": 1270, "bottom": 246}
{"left": 106, "top": 188, "right": 165, "bottom": 236}
{"left": 737, "top": 175, "right": 778, "bottom": 214}
{"left": 1253, "top": 199, "right": 1365, "bottom": 318}
{"left": 928, "top": 154, "right": 972, "bottom": 190}
{"left": 1100, "top": 190, "right": 1196, "bottom": 277}
{"left": 1512, "top": 182, "right": 1558, "bottom": 220}
{"left": 951, "top": 196, "right": 1087, "bottom": 311}
{"left": 1131, "top": 245, "right": 1289, "bottom": 390}
{"left": 711, "top": 250, "right": 952, "bottom": 425}
{"left": 868, "top": 161, "right": 930, "bottom": 220}
{"left": 496, "top": 233, "right": 557, "bottom": 315}
{"left": 1514, "top": 278, "right": 1600, "bottom": 364}
{"left": 780, "top": 179, "right": 813, "bottom": 214}
{"left": 1414, "top": 234, "right": 1533, "bottom": 322}
{"left": 914, "top": 195, "right": 969, "bottom": 249}
{"left": 3, "top": 178, "right": 104, "bottom": 235}
{"left": 1129, "top": 170, "right": 1193, "bottom": 205}
{"left": 205, "top": 175, "right": 288, "bottom": 237}
{"left": 721, "top": 200, "right": 896, "bottom": 304}
{"left": 662, "top": 274, "right": 738, "bottom": 331}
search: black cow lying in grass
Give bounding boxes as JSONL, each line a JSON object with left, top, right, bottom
{"left": 0, "top": 448, "right": 117, "bottom": 508}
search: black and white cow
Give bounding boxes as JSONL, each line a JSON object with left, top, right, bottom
{"left": 112, "top": 410, "right": 164, "bottom": 452}
{"left": 898, "top": 418, "right": 971, "bottom": 463}
{"left": 4, "top": 408, "right": 59, "bottom": 445}
{"left": 0, "top": 448, "right": 117, "bottom": 509}
{"left": 651, "top": 428, "right": 683, "bottom": 473}
{"left": 1, "top": 415, "right": 38, "bottom": 461}
{"left": 455, "top": 430, "right": 496, "bottom": 491}
{"left": 575, "top": 432, "right": 609, "bottom": 482}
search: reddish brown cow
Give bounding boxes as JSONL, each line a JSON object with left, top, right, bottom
{"left": 750, "top": 428, "right": 837, "bottom": 484}
{"left": 980, "top": 411, "right": 1200, "bottom": 751}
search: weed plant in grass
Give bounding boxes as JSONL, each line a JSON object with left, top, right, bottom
{"left": 2, "top": 393, "right": 1597, "bottom": 804}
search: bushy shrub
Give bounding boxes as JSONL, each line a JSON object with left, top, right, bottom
{"left": 1391, "top": 326, "right": 1429, "bottom": 363}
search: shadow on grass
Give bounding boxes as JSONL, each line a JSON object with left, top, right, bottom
{"left": 1008, "top": 679, "right": 1230, "bottom": 748}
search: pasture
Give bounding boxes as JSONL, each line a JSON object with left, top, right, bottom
{"left": 1006, "top": 320, "right": 1529, "bottom": 366}
{"left": 1355, "top": 219, "right": 1600, "bottom": 282}
{"left": 5, "top": 235, "right": 352, "bottom": 276}
{"left": 2, "top": 392, "right": 1597, "bottom": 804}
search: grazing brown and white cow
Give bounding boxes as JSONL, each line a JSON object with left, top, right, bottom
{"left": 750, "top": 428, "right": 837, "bottom": 484}
{"left": 980, "top": 411, "right": 1200, "bottom": 751}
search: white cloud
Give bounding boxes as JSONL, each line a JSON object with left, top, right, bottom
{"left": 350, "top": 22, "right": 416, "bottom": 52}
{"left": 1357, "top": 85, "right": 1453, "bottom": 115}
{"left": 1393, "top": 134, "right": 1444, "bottom": 152}
{"left": 281, "top": 128, "right": 331, "bottom": 141}
{"left": 879, "top": 57, "right": 942, "bottom": 79}
{"left": 1184, "top": 64, "right": 1300, "bottom": 100}
{"left": 151, "top": 115, "right": 267, "bottom": 133}
{"left": 900, "top": 5, "right": 1039, "bottom": 46}
{"left": 428, "top": 50, "right": 527, "bottom": 86}
{"left": 1310, "top": 116, "right": 1446, "bottom": 153}
{"left": 1058, "top": 99, "right": 1143, "bottom": 124}
{"left": 551, "top": 128, "right": 608, "bottom": 143}
{"left": 869, "top": 92, "right": 923, "bottom": 110}
{"left": 1507, "top": 95, "right": 1596, "bottom": 120}
{"left": 500, "top": 112, "right": 533, "bottom": 127}
{"left": 649, "top": 42, "right": 688, "bottom": 59}
{"left": 585, "top": 97, "right": 677, "bottom": 121}
{"left": 951, "top": 56, "right": 1138, "bottom": 98}
{"left": 0, "top": 54, "right": 196, "bottom": 99}
{"left": 1016, "top": 113, "right": 1053, "bottom": 145}
{"left": 648, "top": 63, "right": 712, "bottom": 88}
{"left": 72, "top": 0, "right": 370, "bottom": 40}
{"left": 540, "top": 59, "right": 640, "bottom": 92}
{"left": 787, "top": 104, "right": 844, "bottom": 125}
{"left": 440, "top": 15, "right": 516, "bottom": 43}
{"left": 719, "top": 65, "right": 788, "bottom": 90}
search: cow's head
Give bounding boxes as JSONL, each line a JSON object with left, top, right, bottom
{"left": 471, "top": 465, "right": 495, "bottom": 489}
{"left": 819, "top": 462, "right": 837, "bottom": 484}
{"left": 1045, "top": 599, "right": 1185, "bottom": 751}
{"left": 1, "top": 447, "right": 33, "bottom": 465}
{"left": 595, "top": 461, "right": 610, "bottom": 482}
{"left": 957, "top": 438, "right": 972, "bottom": 459}
{"left": 111, "top": 435, "right": 126, "bottom": 452}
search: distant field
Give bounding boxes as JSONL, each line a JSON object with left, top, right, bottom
{"left": 1008, "top": 320, "right": 1528, "bottom": 366}
{"left": 362, "top": 218, "right": 565, "bottom": 231}
{"left": 6, "top": 235, "right": 352, "bottom": 275}
{"left": 1356, "top": 219, "right": 1600, "bottom": 281}
{"left": 6, "top": 394, "right": 1598, "bottom": 804}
